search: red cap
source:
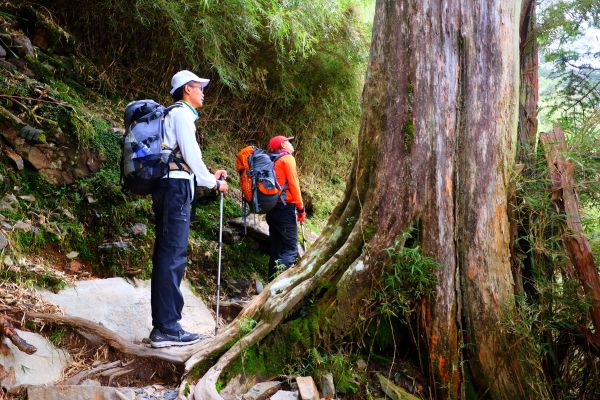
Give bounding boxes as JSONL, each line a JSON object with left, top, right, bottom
{"left": 268, "top": 135, "right": 294, "bottom": 151}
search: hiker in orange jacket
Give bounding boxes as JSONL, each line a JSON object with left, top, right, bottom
{"left": 266, "top": 135, "right": 305, "bottom": 281}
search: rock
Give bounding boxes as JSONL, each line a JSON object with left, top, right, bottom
{"left": 66, "top": 251, "right": 79, "bottom": 259}
{"left": 222, "top": 226, "right": 242, "bottom": 244}
{"left": 134, "top": 385, "right": 178, "bottom": 400}
{"left": 320, "top": 373, "right": 335, "bottom": 398}
{"left": 218, "top": 299, "right": 249, "bottom": 323}
{"left": 7, "top": 58, "right": 35, "bottom": 77}
{"left": 18, "top": 194, "right": 36, "bottom": 202}
{"left": 3, "top": 147, "right": 24, "bottom": 170}
{"left": 242, "top": 381, "right": 282, "bottom": 400}
{"left": 0, "top": 231, "right": 8, "bottom": 250}
{"left": 131, "top": 223, "right": 147, "bottom": 236}
{"left": 356, "top": 359, "right": 367, "bottom": 371}
{"left": 377, "top": 374, "right": 421, "bottom": 400}
{"left": 0, "top": 58, "right": 16, "bottom": 71}
{"left": 220, "top": 374, "right": 259, "bottom": 400}
{"left": 27, "top": 385, "right": 136, "bottom": 400}
{"left": 111, "top": 127, "right": 125, "bottom": 135}
{"left": 0, "top": 193, "right": 18, "bottom": 212}
{"left": 68, "top": 260, "right": 82, "bottom": 273}
{"left": 255, "top": 279, "right": 264, "bottom": 295}
{"left": 296, "top": 376, "right": 319, "bottom": 400}
{"left": 38, "top": 278, "right": 215, "bottom": 342}
{"left": 98, "top": 241, "right": 129, "bottom": 251}
{"left": 0, "top": 44, "right": 6, "bottom": 58}
{"left": 13, "top": 220, "right": 33, "bottom": 231}
{"left": 270, "top": 391, "right": 300, "bottom": 400}
{"left": 0, "top": 330, "right": 72, "bottom": 393}
{"left": 80, "top": 379, "right": 101, "bottom": 386}
{"left": 4, "top": 255, "right": 13, "bottom": 266}
{"left": 229, "top": 214, "right": 270, "bottom": 241}
{"left": 26, "top": 147, "right": 51, "bottom": 170}
{"left": 225, "top": 277, "right": 252, "bottom": 296}
{"left": 12, "top": 35, "right": 35, "bottom": 57}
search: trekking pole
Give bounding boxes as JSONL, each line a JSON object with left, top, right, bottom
{"left": 300, "top": 222, "right": 307, "bottom": 252}
{"left": 215, "top": 177, "right": 225, "bottom": 336}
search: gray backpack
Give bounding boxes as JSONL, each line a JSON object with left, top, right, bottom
{"left": 120, "top": 100, "right": 184, "bottom": 195}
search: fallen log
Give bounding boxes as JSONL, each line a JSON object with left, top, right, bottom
{"left": 541, "top": 127, "right": 600, "bottom": 349}
{"left": 0, "top": 314, "right": 37, "bottom": 354}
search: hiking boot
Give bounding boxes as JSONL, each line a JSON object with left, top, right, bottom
{"left": 149, "top": 328, "right": 205, "bottom": 348}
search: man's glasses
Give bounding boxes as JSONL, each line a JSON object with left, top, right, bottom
{"left": 188, "top": 84, "right": 204, "bottom": 93}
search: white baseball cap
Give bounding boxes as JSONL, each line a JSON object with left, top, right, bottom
{"left": 170, "top": 70, "right": 210, "bottom": 94}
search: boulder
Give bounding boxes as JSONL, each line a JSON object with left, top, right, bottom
{"left": 0, "top": 330, "right": 72, "bottom": 393}
{"left": 38, "top": 278, "right": 215, "bottom": 342}
{"left": 229, "top": 214, "right": 270, "bottom": 241}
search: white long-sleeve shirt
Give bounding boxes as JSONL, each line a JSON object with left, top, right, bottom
{"left": 162, "top": 101, "right": 217, "bottom": 196}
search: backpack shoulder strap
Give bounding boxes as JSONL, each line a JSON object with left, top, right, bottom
{"left": 164, "top": 102, "right": 184, "bottom": 115}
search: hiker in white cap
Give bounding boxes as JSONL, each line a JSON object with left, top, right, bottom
{"left": 149, "top": 70, "right": 228, "bottom": 348}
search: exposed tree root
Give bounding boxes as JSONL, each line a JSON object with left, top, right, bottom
{"left": 0, "top": 314, "right": 37, "bottom": 354}
{"left": 26, "top": 312, "right": 195, "bottom": 363}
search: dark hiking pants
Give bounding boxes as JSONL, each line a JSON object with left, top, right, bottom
{"left": 151, "top": 178, "right": 191, "bottom": 334}
{"left": 266, "top": 202, "right": 298, "bottom": 281}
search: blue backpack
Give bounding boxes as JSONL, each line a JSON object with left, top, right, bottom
{"left": 121, "top": 100, "right": 184, "bottom": 195}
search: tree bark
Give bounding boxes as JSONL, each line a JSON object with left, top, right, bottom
{"left": 190, "top": 1, "right": 552, "bottom": 398}
{"left": 540, "top": 128, "right": 600, "bottom": 349}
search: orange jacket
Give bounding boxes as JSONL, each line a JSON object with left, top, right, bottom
{"left": 274, "top": 154, "right": 303, "bottom": 209}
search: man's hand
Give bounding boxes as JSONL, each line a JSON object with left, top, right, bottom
{"left": 214, "top": 170, "right": 229, "bottom": 193}
{"left": 297, "top": 208, "right": 306, "bottom": 222}
{"left": 217, "top": 180, "right": 229, "bottom": 193}
{"left": 214, "top": 169, "right": 228, "bottom": 180}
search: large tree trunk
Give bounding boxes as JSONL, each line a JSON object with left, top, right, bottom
{"left": 190, "top": 1, "right": 551, "bottom": 398}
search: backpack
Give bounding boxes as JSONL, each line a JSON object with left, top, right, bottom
{"left": 120, "top": 100, "right": 184, "bottom": 195}
{"left": 235, "top": 146, "right": 286, "bottom": 214}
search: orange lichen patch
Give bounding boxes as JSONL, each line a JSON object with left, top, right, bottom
{"left": 495, "top": 204, "right": 506, "bottom": 249}
{"left": 438, "top": 355, "right": 450, "bottom": 384}
{"left": 445, "top": 174, "right": 453, "bottom": 197}
{"left": 430, "top": 333, "right": 438, "bottom": 349}
{"left": 467, "top": 262, "right": 478, "bottom": 280}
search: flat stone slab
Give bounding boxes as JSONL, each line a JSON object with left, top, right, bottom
{"left": 28, "top": 385, "right": 136, "bottom": 400}
{"left": 0, "top": 330, "right": 72, "bottom": 393}
{"left": 38, "top": 278, "right": 215, "bottom": 342}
